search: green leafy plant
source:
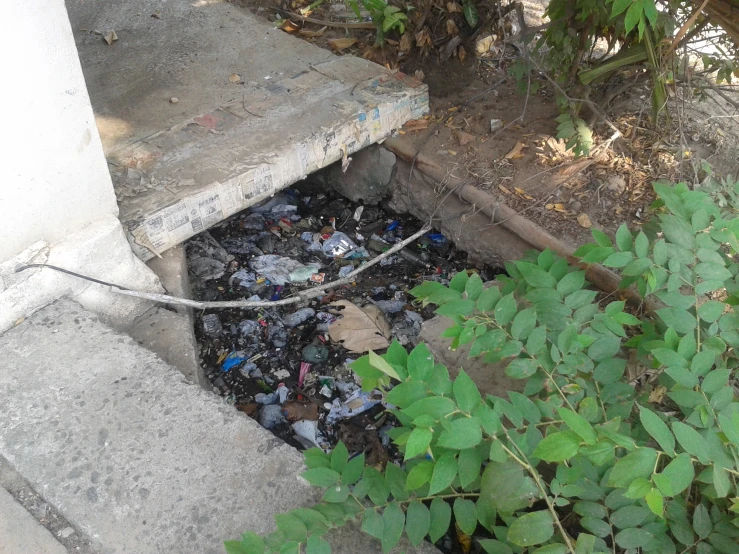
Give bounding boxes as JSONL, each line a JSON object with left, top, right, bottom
{"left": 227, "top": 172, "right": 739, "bottom": 553}
{"left": 345, "top": 0, "right": 408, "bottom": 43}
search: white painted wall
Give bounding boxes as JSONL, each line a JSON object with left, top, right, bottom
{"left": 0, "top": 0, "right": 119, "bottom": 262}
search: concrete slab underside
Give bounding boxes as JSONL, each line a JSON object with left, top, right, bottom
{"left": 68, "top": 0, "right": 428, "bottom": 261}
{"left": 0, "top": 300, "right": 437, "bottom": 553}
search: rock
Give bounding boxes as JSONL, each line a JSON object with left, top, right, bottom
{"left": 315, "top": 145, "right": 396, "bottom": 205}
{"left": 606, "top": 175, "right": 626, "bottom": 194}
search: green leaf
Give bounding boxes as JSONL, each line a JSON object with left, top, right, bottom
{"left": 603, "top": 251, "right": 634, "bottom": 268}
{"left": 436, "top": 299, "right": 475, "bottom": 317}
{"left": 470, "top": 329, "right": 507, "bottom": 358}
{"left": 405, "top": 461, "right": 433, "bottom": 490}
{"left": 426, "top": 287, "right": 462, "bottom": 306}
{"left": 224, "top": 541, "right": 251, "bottom": 554}
{"left": 304, "top": 448, "right": 331, "bottom": 469}
{"left": 331, "top": 441, "right": 349, "bottom": 473}
{"left": 672, "top": 422, "right": 711, "bottom": 464}
{"left": 695, "top": 262, "right": 731, "bottom": 282}
{"left": 608, "top": 448, "right": 658, "bottom": 488}
{"left": 454, "top": 369, "right": 482, "bottom": 413}
{"left": 505, "top": 358, "right": 538, "bottom": 379}
{"left": 462, "top": 0, "right": 478, "bottom": 27}
{"left": 588, "top": 336, "right": 622, "bottom": 362}
{"left": 368, "top": 350, "right": 400, "bottom": 380}
{"left": 558, "top": 407, "right": 597, "bottom": 445}
{"left": 580, "top": 517, "right": 611, "bottom": 538}
{"left": 302, "top": 468, "right": 341, "bottom": 488}
{"left": 403, "top": 396, "right": 456, "bottom": 420}
{"left": 639, "top": 406, "right": 675, "bottom": 456}
{"left": 652, "top": 348, "right": 688, "bottom": 368}
{"left": 507, "top": 510, "right": 554, "bottom": 547}
{"left": 306, "top": 535, "right": 330, "bottom": 554}
{"left": 437, "top": 417, "right": 482, "bottom": 450}
{"left": 405, "top": 428, "right": 432, "bottom": 460}
{"left": 449, "top": 271, "right": 469, "bottom": 292}
{"left": 656, "top": 307, "right": 697, "bottom": 334}
{"left": 480, "top": 461, "right": 532, "bottom": 513}
{"left": 361, "top": 508, "right": 383, "bottom": 539}
{"left": 645, "top": 488, "right": 664, "bottom": 516}
{"left": 494, "top": 293, "right": 517, "bottom": 326}
{"left": 453, "top": 497, "right": 477, "bottom": 535}
{"left": 557, "top": 271, "right": 586, "bottom": 296}
{"left": 698, "top": 301, "right": 726, "bottom": 323}
{"left": 278, "top": 542, "right": 300, "bottom": 554}
{"left": 465, "top": 273, "right": 483, "bottom": 301}
{"left": 407, "top": 343, "right": 435, "bottom": 381}
{"left": 405, "top": 501, "right": 431, "bottom": 546}
{"left": 323, "top": 483, "right": 350, "bottom": 503}
{"left": 615, "top": 527, "right": 654, "bottom": 549}
{"left": 635, "top": 231, "right": 649, "bottom": 258}
{"left": 610, "top": 505, "right": 649, "bottom": 529}
{"left": 661, "top": 214, "right": 696, "bottom": 249}
{"left": 511, "top": 308, "right": 537, "bottom": 340}
{"left": 693, "top": 503, "right": 713, "bottom": 539}
{"left": 592, "top": 228, "right": 612, "bottom": 247}
{"left": 387, "top": 381, "right": 428, "bottom": 409}
{"left": 713, "top": 464, "right": 731, "bottom": 498}
{"left": 612, "top": 0, "right": 632, "bottom": 17}
{"left": 275, "top": 513, "right": 309, "bottom": 543}
{"left": 381, "top": 503, "right": 405, "bottom": 553}
{"left": 429, "top": 497, "right": 451, "bottom": 543}
{"left": 428, "top": 452, "right": 458, "bottom": 495}
{"left": 457, "top": 448, "right": 482, "bottom": 488}
{"left": 479, "top": 539, "right": 513, "bottom": 554}
{"left": 517, "top": 261, "right": 557, "bottom": 288}
{"left": 594, "top": 358, "right": 627, "bottom": 384}
{"left": 702, "top": 368, "right": 731, "bottom": 394}
{"left": 341, "top": 453, "right": 365, "bottom": 485}
{"left": 623, "top": 258, "right": 653, "bottom": 276}
{"left": 476, "top": 287, "right": 501, "bottom": 311}
{"left": 385, "top": 463, "right": 408, "bottom": 501}
{"left": 533, "top": 430, "right": 581, "bottom": 462}
{"left": 616, "top": 223, "right": 633, "bottom": 251}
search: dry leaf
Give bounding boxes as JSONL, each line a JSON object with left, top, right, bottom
{"left": 229, "top": 73, "right": 241, "bottom": 83}
{"left": 504, "top": 142, "right": 526, "bottom": 159}
{"left": 577, "top": 213, "right": 593, "bottom": 228}
{"left": 404, "top": 118, "right": 430, "bottom": 131}
{"left": 299, "top": 26, "right": 327, "bottom": 38}
{"left": 279, "top": 19, "right": 300, "bottom": 33}
{"left": 103, "top": 30, "right": 118, "bottom": 45}
{"left": 446, "top": 19, "right": 459, "bottom": 36}
{"left": 514, "top": 187, "right": 525, "bottom": 195}
{"left": 475, "top": 35, "right": 493, "bottom": 57}
{"left": 415, "top": 29, "right": 432, "bottom": 48}
{"left": 328, "top": 38, "right": 358, "bottom": 51}
{"left": 545, "top": 203, "right": 555, "bottom": 210}
{"left": 649, "top": 385, "right": 667, "bottom": 404}
{"left": 447, "top": 150, "right": 457, "bottom": 155}
{"left": 554, "top": 203, "right": 566, "bottom": 212}
{"left": 499, "top": 185, "right": 512, "bottom": 194}
{"left": 399, "top": 33, "right": 412, "bottom": 52}
{"left": 447, "top": 1, "right": 462, "bottom": 12}
{"left": 328, "top": 301, "right": 391, "bottom": 353}
{"left": 413, "top": 69, "right": 425, "bottom": 82}
{"left": 453, "top": 129, "right": 475, "bottom": 146}
{"left": 282, "top": 400, "right": 319, "bottom": 421}
{"left": 458, "top": 45, "right": 467, "bottom": 62}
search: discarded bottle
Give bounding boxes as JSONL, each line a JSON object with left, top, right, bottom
{"left": 399, "top": 249, "right": 430, "bottom": 266}
{"left": 322, "top": 232, "right": 357, "bottom": 257}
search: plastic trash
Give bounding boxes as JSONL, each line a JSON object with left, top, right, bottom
{"left": 282, "top": 308, "right": 315, "bottom": 328}
{"left": 300, "top": 231, "right": 314, "bottom": 243}
{"left": 268, "top": 322, "right": 288, "bottom": 348}
{"left": 368, "top": 235, "right": 390, "bottom": 253}
{"left": 374, "top": 299, "right": 406, "bottom": 314}
{"left": 250, "top": 194, "right": 296, "bottom": 213}
{"left": 228, "top": 269, "right": 257, "bottom": 289}
{"left": 257, "top": 234, "right": 275, "bottom": 253}
{"left": 302, "top": 344, "right": 329, "bottom": 363}
{"left": 202, "top": 314, "right": 223, "bottom": 337}
{"left": 189, "top": 257, "right": 225, "bottom": 281}
{"left": 386, "top": 220, "right": 400, "bottom": 231}
{"left": 238, "top": 363, "right": 259, "bottom": 378}
{"left": 399, "top": 249, "right": 431, "bottom": 266}
{"left": 299, "top": 361, "right": 312, "bottom": 387}
{"left": 322, "top": 232, "right": 357, "bottom": 257}
{"left": 292, "top": 420, "right": 322, "bottom": 449}
{"left": 282, "top": 400, "right": 319, "bottom": 421}
{"left": 259, "top": 405, "right": 286, "bottom": 429}
{"left": 344, "top": 247, "right": 369, "bottom": 260}
{"left": 250, "top": 255, "right": 314, "bottom": 286}
{"left": 222, "top": 351, "right": 248, "bottom": 372}
{"left": 393, "top": 310, "right": 425, "bottom": 344}
{"left": 255, "top": 383, "right": 288, "bottom": 405}
{"left": 338, "top": 265, "right": 354, "bottom": 278}
{"left": 238, "top": 319, "right": 260, "bottom": 339}
{"left": 326, "top": 389, "right": 382, "bottom": 424}
{"left": 380, "top": 256, "right": 397, "bottom": 266}
{"left": 288, "top": 263, "right": 323, "bottom": 283}
{"left": 427, "top": 233, "right": 447, "bottom": 243}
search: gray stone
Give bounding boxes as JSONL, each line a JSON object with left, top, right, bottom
{"left": 318, "top": 145, "right": 397, "bottom": 205}
{"left": 0, "top": 487, "right": 67, "bottom": 554}
{"left": 0, "top": 299, "right": 437, "bottom": 554}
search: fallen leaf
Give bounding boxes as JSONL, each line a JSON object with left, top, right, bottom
{"left": 446, "top": 19, "right": 459, "bottom": 36}
{"left": 458, "top": 45, "right": 467, "bottom": 62}
{"left": 499, "top": 185, "right": 512, "bottom": 194}
{"left": 447, "top": 150, "right": 457, "bottom": 155}
{"left": 475, "top": 35, "right": 493, "bottom": 57}
{"left": 282, "top": 400, "right": 319, "bottom": 421}
{"left": 545, "top": 203, "right": 555, "bottom": 210}
{"left": 554, "top": 203, "right": 567, "bottom": 212}
{"left": 403, "top": 118, "right": 430, "bottom": 131}
{"left": 328, "top": 38, "right": 358, "bottom": 51}
{"left": 229, "top": 73, "right": 241, "bottom": 83}
{"left": 649, "top": 385, "right": 667, "bottom": 404}
{"left": 447, "top": 1, "right": 462, "bottom": 12}
{"left": 413, "top": 69, "right": 425, "bottom": 82}
{"left": 514, "top": 187, "right": 526, "bottom": 195}
{"left": 453, "top": 129, "right": 475, "bottom": 146}
{"left": 399, "top": 32, "right": 412, "bottom": 51}
{"left": 279, "top": 19, "right": 300, "bottom": 33}
{"left": 577, "top": 213, "right": 592, "bottom": 228}
{"left": 328, "top": 300, "right": 391, "bottom": 353}
{"left": 504, "top": 142, "right": 526, "bottom": 159}
{"left": 299, "top": 26, "right": 327, "bottom": 38}
{"left": 103, "top": 30, "right": 118, "bottom": 45}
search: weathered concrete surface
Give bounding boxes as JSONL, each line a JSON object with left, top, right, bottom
{"left": 388, "top": 159, "right": 533, "bottom": 267}
{"left": 67, "top": 0, "right": 428, "bottom": 261}
{"left": 129, "top": 245, "right": 206, "bottom": 387}
{"left": 0, "top": 300, "right": 437, "bottom": 554}
{"left": 419, "top": 314, "right": 524, "bottom": 397}
{"left": 316, "top": 145, "right": 397, "bottom": 205}
{"left": 0, "top": 487, "right": 68, "bottom": 554}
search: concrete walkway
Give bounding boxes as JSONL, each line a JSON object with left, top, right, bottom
{"left": 0, "top": 300, "right": 435, "bottom": 553}
{"left": 0, "top": 487, "right": 67, "bottom": 554}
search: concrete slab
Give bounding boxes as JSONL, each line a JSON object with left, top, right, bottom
{"left": 67, "top": 0, "right": 428, "bottom": 260}
{"left": 0, "top": 486, "right": 68, "bottom": 554}
{"left": 0, "top": 300, "right": 437, "bottom": 554}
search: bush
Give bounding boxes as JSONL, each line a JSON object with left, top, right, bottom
{"left": 226, "top": 171, "right": 739, "bottom": 553}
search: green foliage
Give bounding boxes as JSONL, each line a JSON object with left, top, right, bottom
{"left": 228, "top": 172, "right": 739, "bottom": 553}
{"left": 345, "top": 0, "right": 408, "bottom": 42}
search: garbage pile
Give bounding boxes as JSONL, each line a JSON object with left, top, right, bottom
{"left": 188, "top": 182, "right": 495, "bottom": 455}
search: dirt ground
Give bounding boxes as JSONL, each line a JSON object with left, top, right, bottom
{"left": 229, "top": 0, "right": 739, "bottom": 250}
